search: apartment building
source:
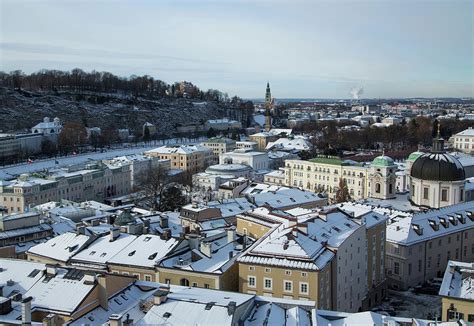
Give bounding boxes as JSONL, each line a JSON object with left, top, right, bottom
{"left": 439, "top": 260, "right": 474, "bottom": 323}
{"left": 452, "top": 128, "right": 474, "bottom": 154}
{"left": 386, "top": 201, "right": 474, "bottom": 290}
{"left": 201, "top": 137, "right": 236, "bottom": 164}
{"left": 144, "top": 145, "right": 212, "bottom": 173}
{"left": 283, "top": 155, "right": 397, "bottom": 203}
{"left": 237, "top": 207, "right": 388, "bottom": 312}
{"left": 0, "top": 162, "right": 131, "bottom": 213}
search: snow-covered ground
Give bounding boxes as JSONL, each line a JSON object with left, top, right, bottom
{"left": 0, "top": 137, "right": 206, "bottom": 180}
{"left": 376, "top": 289, "right": 442, "bottom": 320}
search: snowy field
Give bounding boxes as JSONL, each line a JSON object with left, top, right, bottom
{"left": 0, "top": 137, "right": 206, "bottom": 180}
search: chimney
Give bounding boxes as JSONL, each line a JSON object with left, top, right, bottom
{"left": 76, "top": 223, "right": 85, "bottom": 235}
{"left": 109, "top": 314, "right": 122, "bottom": 326}
{"left": 91, "top": 219, "right": 100, "bottom": 227}
{"left": 42, "top": 314, "right": 58, "bottom": 326}
{"left": 227, "top": 301, "right": 237, "bottom": 316}
{"left": 46, "top": 265, "right": 57, "bottom": 277}
{"left": 243, "top": 234, "right": 248, "bottom": 250}
{"left": 160, "top": 229, "right": 172, "bottom": 241}
{"left": 226, "top": 227, "right": 236, "bottom": 243}
{"left": 228, "top": 251, "right": 234, "bottom": 260}
{"left": 97, "top": 274, "right": 109, "bottom": 310}
{"left": 153, "top": 286, "right": 170, "bottom": 305}
{"left": 160, "top": 215, "right": 169, "bottom": 229}
{"left": 21, "top": 296, "right": 32, "bottom": 325}
{"left": 83, "top": 273, "right": 96, "bottom": 285}
{"left": 187, "top": 234, "right": 201, "bottom": 250}
{"left": 200, "top": 241, "right": 212, "bottom": 257}
{"left": 110, "top": 227, "right": 120, "bottom": 242}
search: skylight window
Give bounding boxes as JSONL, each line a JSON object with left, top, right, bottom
{"left": 100, "top": 253, "right": 107, "bottom": 257}
{"left": 89, "top": 251, "right": 96, "bottom": 256}
{"left": 144, "top": 236, "right": 152, "bottom": 242}
{"left": 128, "top": 250, "right": 136, "bottom": 256}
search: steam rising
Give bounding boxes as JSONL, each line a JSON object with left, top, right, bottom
{"left": 350, "top": 86, "right": 364, "bottom": 100}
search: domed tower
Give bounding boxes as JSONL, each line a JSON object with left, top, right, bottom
{"left": 410, "top": 127, "right": 465, "bottom": 208}
{"left": 369, "top": 152, "right": 397, "bottom": 199}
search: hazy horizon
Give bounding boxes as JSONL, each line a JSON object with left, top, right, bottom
{"left": 1, "top": 0, "right": 473, "bottom": 99}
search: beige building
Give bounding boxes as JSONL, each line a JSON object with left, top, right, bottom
{"left": 237, "top": 207, "right": 388, "bottom": 312}
{"left": 201, "top": 137, "right": 236, "bottom": 164}
{"left": 157, "top": 229, "right": 246, "bottom": 292}
{"left": 452, "top": 127, "right": 474, "bottom": 154}
{"left": 283, "top": 155, "right": 397, "bottom": 203}
{"left": 0, "top": 162, "right": 131, "bottom": 213}
{"left": 439, "top": 260, "right": 474, "bottom": 323}
{"left": 145, "top": 144, "right": 212, "bottom": 173}
{"left": 386, "top": 201, "right": 474, "bottom": 290}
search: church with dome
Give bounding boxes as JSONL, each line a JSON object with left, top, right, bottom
{"left": 407, "top": 129, "right": 474, "bottom": 209}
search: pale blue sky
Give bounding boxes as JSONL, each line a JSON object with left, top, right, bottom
{"left": 1, "top": 0, "right": 473, "bottom": 98}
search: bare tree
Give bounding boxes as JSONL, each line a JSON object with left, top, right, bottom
{"left": 136, "top": 165, "right": 175, "bottom": 211}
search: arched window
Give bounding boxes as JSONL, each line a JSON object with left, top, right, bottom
{"left": 389, "top": 184, "right": 393, "bottom": 194}
{"left": 375, "top": 183, "right": 381, "bottom": 193}
{"left": 180, "top": 278, "right": 190, "bottom": 286}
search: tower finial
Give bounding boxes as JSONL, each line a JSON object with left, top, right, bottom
{"left": 382, "top": 148, "right": 385, "bottom": 156}
{"left": 437, "top": 123, "right": 441, "bottom": 138}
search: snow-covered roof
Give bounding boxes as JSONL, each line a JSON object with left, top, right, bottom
{"left": 160, "top": 233, "right": 245, "bottom": 274}
{"left": 0, "top": 259, "right": 46, "bottom": 298}
{"left": 265, "top": 137, "right": 311, "bottom": 151}
{"left": 27, "top": 232, "right": 92, "bottom": 263}
{"left": 24, "top": 268, "right": 96, "bottom": 314}
{"left": 454, "top": 128, "right": 474, "bottom": 137}
{"left": 249, "top": 187, "right": 325, "bottom": 209}
{"left": 108, "top": 234, "right": 179, "bottom": 268}
{"left": 439, "top": 260, "right": 474, "bottom": 300}
{"left": 387, "top": 201, "right": 474, "bottom": 245}
{"left": 239, "top": 209, "right": 360, "bottom": 270}
{"left": 71, "top": 233, "right": 137, "bottom": 267}
{"left": 0, "top": 223, "right": 52, "bottom": 240}
{"left": 264, "top": 169, "right": 285, "bottom": 178}
{"left": 182, "top": 198, "right": 255, "bottom": 218}
{"left": 145, "top": 145, "right": 211, "bottom": 155}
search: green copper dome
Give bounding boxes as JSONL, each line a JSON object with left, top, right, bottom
{"left": 372, "top": 155, "right": 395, "bottom": 167}
{"left": 407, "top": 151, "right": 424, "bottom": 162}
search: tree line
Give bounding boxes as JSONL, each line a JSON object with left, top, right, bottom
{"left": 0, "top": 69, "right": 243, "bottom": 104}
{"left": 297, "top": 116, "right": 474, "bottom": 155}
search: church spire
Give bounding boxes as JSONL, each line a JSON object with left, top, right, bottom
{"left": 432, "top": 122, "right": 445, "bottom": 153}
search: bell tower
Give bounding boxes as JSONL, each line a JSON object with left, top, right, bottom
{"left": 264, "top": 82, "right": 272, "bottom": 132}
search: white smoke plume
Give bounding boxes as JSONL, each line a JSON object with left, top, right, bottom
{"left": 350, "top": 86, "right": 364, "bottom": 100}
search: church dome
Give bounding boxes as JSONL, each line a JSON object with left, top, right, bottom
{"left": 410, "top": 153, "right": 465, "bottom": 182}
{"left": 372, "top": 155, "right": 395, "bottom": 167}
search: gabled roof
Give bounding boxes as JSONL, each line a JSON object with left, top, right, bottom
{"left": 27, "top": 232, "right": 92, "bottom": 263}
{"left": 108, "top": 234, "right": 179, "bottom": 268}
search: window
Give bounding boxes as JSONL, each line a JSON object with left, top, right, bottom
{"left": 408, "top": 263, "right": 412, "bottom": 275}
{"left": 423, "top": 187, "right": 429, "bottom": 200}
{"left": 300, "top": 282, "right": 309, "bottom": 294}
{"left": 375, "top": 183, "right": 381, "bottom": 193}
{"left": 448, "top": 310, "right": 464, "bottom": 321}
{"left": 249, "top": 266, "right": 255, "bottom": 271}
{"left": 394, "top": 262, "right": 400, "bottom": 275}
{"left": 248, "top": 276, "right": 256, "bottom": 288}
{"left": 301, "top": 272, "right": 307, "bottom": 277}
{"left": 285, "top": 270, "right": 292, "bottom": 276}
{"left": 180, "top": 278, "right": 190, "bottom": 286}
{"left": 204, "top": 284, "right": 210, "bottom": 289}
{"left": 265, "top": 267, "right": 271, "bottom": 273}
{"left": 144, "top": 275, "right": 152, "bottom": 282}
{"left": 264, "top": 278, "right": 272, "bottom": 290}
{"left": 441, "top": 188, "right": 449, "bottom": 201}
{"left": 284, "top": 280, "right": 293, "bottom": 292}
